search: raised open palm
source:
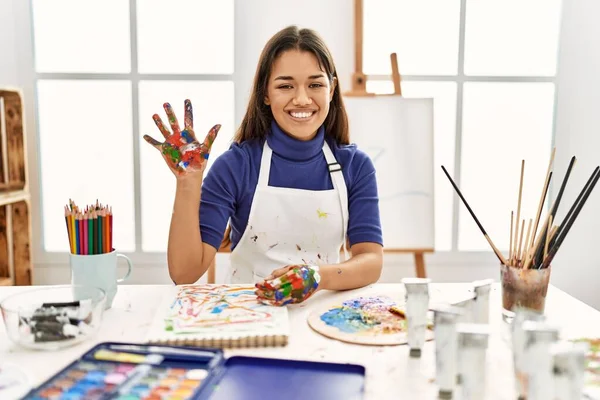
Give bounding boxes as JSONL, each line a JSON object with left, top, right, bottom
{"left": 143, "top": 99, "right": 221, "bottom": 176}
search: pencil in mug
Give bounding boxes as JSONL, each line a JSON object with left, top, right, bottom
{"left": 64, "top": 200, "right": 114, "bottom": 255}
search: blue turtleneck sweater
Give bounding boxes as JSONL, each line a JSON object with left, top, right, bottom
{"left": 200, "top": 121, "right": 383, "bottom": 250}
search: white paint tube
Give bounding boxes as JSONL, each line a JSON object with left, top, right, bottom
{"left": 472, "top": 279, "right": 493, "bottom": 324}
{"left": 552, "top": 341, "right": 587, "bottom": 400}
{"left": 511, "top": 307, "right": 546, "bottom": 398}
{"left": 431, "top": 304, "right": 464, "bottom": 399}
{"left": 522, "top": 320, "right": 560, "bottom": 400}
{"left": 402, "top": 277, "right": 431, "bottom": 357}
{"left": 457, "top": 323, "right": 490, "bottom": 400}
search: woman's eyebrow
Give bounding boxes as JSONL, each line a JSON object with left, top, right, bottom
{"left": 273, "top": 73, "right": 327, "bottom": 81}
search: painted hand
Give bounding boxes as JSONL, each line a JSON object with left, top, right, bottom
{"left": 143, "top": 99, "right": 221, "bottom": 176}
{"left": 255, "top": 265, "right": 321, "bottom": 306}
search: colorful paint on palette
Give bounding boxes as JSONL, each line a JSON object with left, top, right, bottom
{"left": 319, "top": 296, "right": 408, "bottom": 335}
{"left": 27, "top": 357, "right": 209, "bottom": 399}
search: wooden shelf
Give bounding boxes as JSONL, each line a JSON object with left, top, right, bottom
{"left": 0, "top": 88, "right": 32, "bottom": 286}
{"left": 0, "top": 189, "right": 29, "bottom": 207}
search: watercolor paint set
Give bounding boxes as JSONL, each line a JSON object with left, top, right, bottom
{"left": 23, "top": 341, "right": 365, "bottom": 400}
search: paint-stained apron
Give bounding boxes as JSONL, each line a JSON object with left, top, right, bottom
{"left": 227, "top": 140, "right": 349, "bottom": 283}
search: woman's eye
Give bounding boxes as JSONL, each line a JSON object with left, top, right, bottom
{"left": 310, "top": 83, "right": 324, "bottom": 88}
{"left": 278, "top": 85, "right": 292, "bottom": 89}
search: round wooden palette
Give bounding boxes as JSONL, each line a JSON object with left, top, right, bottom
{"left": 307, "top": 295, "right": 434, "bottom": 346}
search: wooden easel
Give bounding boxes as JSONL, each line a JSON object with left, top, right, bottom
{"left": 344, "top": 0, "right": 432, "bottom": 278}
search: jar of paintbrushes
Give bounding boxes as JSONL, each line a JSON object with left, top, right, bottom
{"left": 442, "top": 151, "right": 600, "bottom": 323}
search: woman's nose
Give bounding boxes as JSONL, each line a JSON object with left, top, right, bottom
{"left": 293, "top": 87, "right": 313, "bottom": 106}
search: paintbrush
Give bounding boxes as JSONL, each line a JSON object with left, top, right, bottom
{"left": 531, "top": 156, "right": 577, "bottom": 267}
{"left": 441, "top": 166, "right": 507, "bottom": 265}
{"left": 540, "top": 167, "right": 600, "bottom": 269}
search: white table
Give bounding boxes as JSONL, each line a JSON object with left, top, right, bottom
{"left": 1, "top": 283, "right": 599, "bottom": 399}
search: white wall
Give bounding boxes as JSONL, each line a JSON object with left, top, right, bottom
{"left": 551, "top": 0, "right": 600, "bottom": 309}
{"left": 0, "top": 0, "right": 18, "bottom": 87}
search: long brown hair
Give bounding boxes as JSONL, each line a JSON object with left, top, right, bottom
{"left": 234, "top": 25, "right": 349, "bottom": 145}
{"left": 219, "top": 26, "right": 349, "bottom": 251}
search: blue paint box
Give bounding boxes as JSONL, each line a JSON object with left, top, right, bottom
{"left": 22, "top": 341, "right": 365, "bottom": 399}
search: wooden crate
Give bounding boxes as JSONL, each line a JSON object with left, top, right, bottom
{"left": 0, "top": 90, "right": 27, "bottom": 191}
{"left": 0, "top": 88, "right": 32, "bottom": 286}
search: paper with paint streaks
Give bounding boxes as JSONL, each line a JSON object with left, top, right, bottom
{"left": 143, "top": 99, "right": 221, "bottom": 175}
{"left": 146, "top": 285, "right": 290, "bottom": 347}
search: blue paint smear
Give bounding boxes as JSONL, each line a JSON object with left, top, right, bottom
{"left": 212, "top": 303, "right": 229, "bottom": 314}
{"left": 320, "top": 307, "right": 379, "bottom": 333}
{"left": 225, "top": 290, "right": 255, "bottom": 298}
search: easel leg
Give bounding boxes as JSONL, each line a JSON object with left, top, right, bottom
{"left": 207, "top": 258, "right": 216, "bottom": 284}
{"left": 414, "top": 252, "right": 426, "bottom": 278}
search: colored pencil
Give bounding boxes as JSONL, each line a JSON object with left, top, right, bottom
{"left": 89, "top": 212, "right": 95, "bottom": 255}
{"left": 63, "top": 200, "right": 115, "bottom": 255}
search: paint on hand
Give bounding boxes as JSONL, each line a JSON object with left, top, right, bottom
{"left": 142, "top": 100, "right": 221, "bottom": 175}
{"left": 255, "top": 265, "right": 320, "bottom": 306}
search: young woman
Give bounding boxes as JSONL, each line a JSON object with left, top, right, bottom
{"left": 144, "top": 25, "right": 383, "bottom": 306}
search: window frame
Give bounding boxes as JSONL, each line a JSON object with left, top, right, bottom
{"left": 364, "top": 0, "right": 558, "bottom": 252}
{"left": 14, "top": 0, "right": 559, "bottom": 273}
{"left": 18, "top": 0, "right": 235, "bottom": 267}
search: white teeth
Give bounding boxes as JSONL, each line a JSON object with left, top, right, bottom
{"left": 290, "top": 111, "right": 314, "bottom": 119}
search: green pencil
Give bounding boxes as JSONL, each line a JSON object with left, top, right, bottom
{"left": 89, "top": 214, "right": 94, "bottom": 255}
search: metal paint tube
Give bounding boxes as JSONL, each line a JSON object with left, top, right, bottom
{"left": 453, "top": 295, "right": 475, "bottom": 324}
{"left": 522, "top": 321, "right": 560, "bottom": 400}
{"left": 402, "top": 277, "right": 431, "bottom": 357}
{"left": 457, "top": 323, "right": 490, "bottom": 400}
{"left": 511, "top": 307, "right": 546, "bottom": 398}
{"left": 472, "top": 279, "right": 493, "bottom": 324}
{"left": 552, "top": 341, "right": 587, "bottom": 400}
{"left": 431, "top": 304, "right": 464, "bottom": 399}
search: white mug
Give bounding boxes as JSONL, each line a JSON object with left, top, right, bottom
{"left": 69, "top": 250, "right": 132, "bottom": 309}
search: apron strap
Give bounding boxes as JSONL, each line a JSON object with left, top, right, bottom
{"left": 322, "top": 142, "right": 350, "bottom": 260}
{"left": 257, "top": 141, "right": 273, "bottom": 188}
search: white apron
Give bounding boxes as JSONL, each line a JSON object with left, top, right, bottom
{"left": 227, "top": 140, "right": 349, "bottom": 283}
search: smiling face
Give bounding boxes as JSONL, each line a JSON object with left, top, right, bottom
{"left": 265, "top": 50, "right": 336, "bottom": 141}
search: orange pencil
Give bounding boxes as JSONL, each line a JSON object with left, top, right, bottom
{"left": 64, "top": 206, "right": 72, "bottom": 253}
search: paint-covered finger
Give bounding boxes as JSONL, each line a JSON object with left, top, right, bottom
{"left": 153, "top": 114, "right": 171, "bottom": 139}
{"left": 257, "top": 297, "right": 277, "bottom": 306}
{"left": 143, "top": 134, "right": 163, "bottom": 150}
{"left": 184, "top": 99, "right": 193, "bottom": 129}
{"left": 255, "top": 288, "right": 274, "bottom": 299}
{"left": 269, "top": 265, "right": 295, "bottom": 280}
{"left": 163, "top": 102, "right": 181, "bottom": 135}
{"left": 201, "top": 124, "right": 221, "bottom": 154}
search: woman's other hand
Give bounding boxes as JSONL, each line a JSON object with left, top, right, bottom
{"left": 255, "top": 264, "right": 321, "bottom": 306}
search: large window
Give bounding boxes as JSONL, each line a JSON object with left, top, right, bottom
{"left": 32, "top": 0, "right": 235, "bottom": 254}
{"left": 364, "top": 0, "right": 562, "bottom": 252}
